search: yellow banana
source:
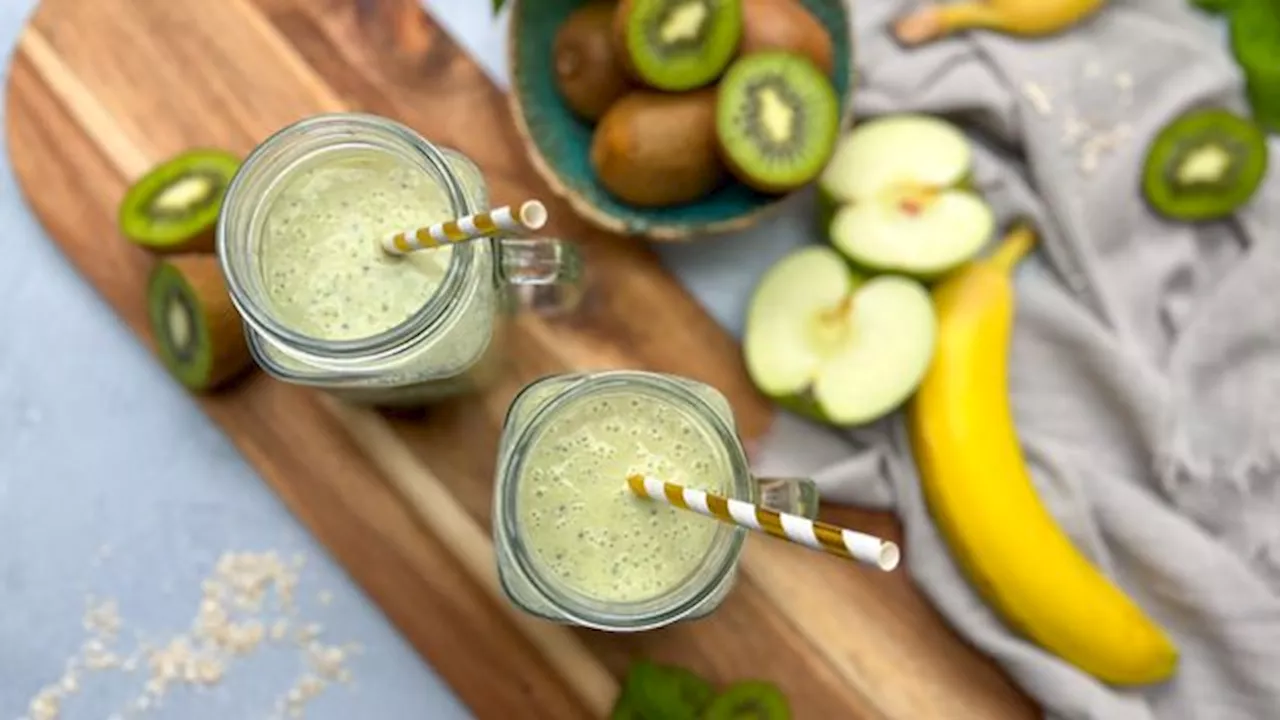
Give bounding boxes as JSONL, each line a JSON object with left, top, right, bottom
{"left": 907, "top": 225, "right": 1179, "bottom": 686}
{"left": 893, "top": 0, "right": 1109, "bottom": 47}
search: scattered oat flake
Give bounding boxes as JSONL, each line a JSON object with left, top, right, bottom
{"left": 1021, "top": 81, "right": 1053, "bottom": 116}
{"left": 1114, "top": 72, "right": 1133, "bottom": 90}
{"left": 1085, "top": 61, "right": 1101, "bottom": 78}
{"left": 22, "top": 550, "right": 357, "bottom": 719}
{"left": 28, "top": 686, "right": 63, "bottom": 720}
{"left": 318, "top": 590, "right": 333, "bottom": 606}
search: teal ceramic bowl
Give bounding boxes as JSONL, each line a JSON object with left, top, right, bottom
{"left": 507, "top": 0, "right": 855, "bottom": 241}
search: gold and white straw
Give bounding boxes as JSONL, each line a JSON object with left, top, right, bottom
{"left": 627, "top": 475, "right": 901, "bottom": 571}
{"left": 382, "top": 200, "right": 549, "bottom": 255}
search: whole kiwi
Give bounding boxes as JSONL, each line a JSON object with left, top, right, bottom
{"left": 590, "top": 89, "right": 725, "bottom": 207}
{"left": 554, "top": 2, "right": 632, "bottom": 122}
{"left": 739, "top": 0, "right": 834, "bottom": 75}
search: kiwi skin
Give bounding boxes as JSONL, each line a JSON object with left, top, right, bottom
{"left": 554, "top": 2, "right": 632, "bottom": 122}
{"left": 739, "top": 0, "right": 834, "bottom": 75}
{"left": 147, "top": 254, "right": 253, "bottom": 393}
{"left": 591, "top": 89, "right": 726, "bottom": 207}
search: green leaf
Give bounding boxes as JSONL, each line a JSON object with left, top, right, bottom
{"left": 493, "top": 0, "right": 509, "bottom": 13}
{"left": 1189, "top": 0, "right": 1237, "bottom": 13}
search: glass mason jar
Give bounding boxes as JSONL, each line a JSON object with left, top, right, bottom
{"left": 493, "top": 370, "right": 820, "bottom": 632}
{"left": 217, "top": 113, "right": 583, "bottom": 407}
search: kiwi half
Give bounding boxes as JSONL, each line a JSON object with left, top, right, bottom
{"left": 615, "top": 0, "right": 744, "bottom": 92}
{"left": 703, "top": 680, "right": 791, "bottom": 719}
{"left": 1141, "top": 108, "right": 1268, "bottom": 222}
{"left": 715, "top": 51, "right": 839, "bottom": 193}
{"left": 622, "top": 661, "right": 716, "bottom": 720}
{"left": 146, "top": 255, "right": 253, "bottom": 393}
{"left": 554, "top": 2, "right": 632, "bottom": 122}
{"left": 119, "top": 149, "right": 240, "bottom": 254}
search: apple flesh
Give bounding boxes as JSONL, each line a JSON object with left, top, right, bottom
{"left": 744, "top": 246, "right": 937, "bottom": 427}
{"left": 819, "top": 114, "right": 994, "bottom": 279}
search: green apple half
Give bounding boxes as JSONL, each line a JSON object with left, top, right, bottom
{"left": 744, "top": 245, "right": 937, "bottom": 427}
{"left": 818, "top": 114, "right": 995, "bottom": 279}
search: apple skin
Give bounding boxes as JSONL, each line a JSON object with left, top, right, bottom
{"left": 767, "top": 374, "right": 920, "bottom": 429}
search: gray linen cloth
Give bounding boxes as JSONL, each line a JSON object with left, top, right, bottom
{"left": 754, "top": 1, "right": 1280, "bottom": 718}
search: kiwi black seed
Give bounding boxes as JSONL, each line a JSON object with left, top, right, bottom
{"left": 715, "top": 51, "right": 839, "bottom": 194}
{"left": 615, "top": 0, "right": 744, "bottom": 92}
{"left": 119, "top": 149, "right": 240, "bottom": 254}
{"left": 1141, "top": 108, "right": 1268, "bottom": 222}
{"left": 702, "top": 680, "right": 792, "bottom": 720}
{"left": 146, "top": 255, "right": 253, "bottom": 393}
{"left": 623, "top": 660, "right": 716, "bottom": 720}
{"left": 554, "top": 1, "right": 632, "bottom": 122}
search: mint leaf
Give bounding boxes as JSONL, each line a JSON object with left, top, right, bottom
{"left": 493, "top": 0, "right": 509, "bottom": 13}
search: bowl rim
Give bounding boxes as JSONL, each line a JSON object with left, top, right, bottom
{"left": 505, "top": 0, "right": 857, "bottom": 242}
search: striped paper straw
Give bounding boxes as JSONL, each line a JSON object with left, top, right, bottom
{"left": 626, "top": 475, "right": 901, "bottom": 571}
{"left": 382, "top": 200, "right": 549, "bottom": 255}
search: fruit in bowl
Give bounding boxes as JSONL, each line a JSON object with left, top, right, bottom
{"left": 508, "top": 0, "right": 854, "bottom": 239}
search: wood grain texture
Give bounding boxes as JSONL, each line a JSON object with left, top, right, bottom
{"left": 4, "top": 0, "right": 1039, "bottom": 717}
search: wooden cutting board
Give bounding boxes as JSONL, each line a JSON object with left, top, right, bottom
{"left": 5, "top": 0, "right": 1038, "bottom": 717}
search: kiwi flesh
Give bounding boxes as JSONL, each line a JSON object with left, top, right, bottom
{"left": 715, "top": 51, "right": 839, "bottom": 193}
{"left": 119, "top": 149, "right": 240, "bottom": 254}
{"left": 615, "top": 0, "right": 744, "bottom": 91}
{"left": 739, "top": 0, "right": 834, "bottom": 76}
{"left": 554, "top": 2, "right": 632, "bottom": 122}
{"left": 1141, "top": 108, "right": 1268, "bottom": 222}
{"left": 147, "top": 255, "right": 253, "bottom": 393}
{"left": 591, "top": 89, "right": 725, "bottom": 207}
{"left": 702, "top": 680, "right": 791, "bottom": 719}
{"left": 622, "top": 661, "right": 716, "bottom": 720}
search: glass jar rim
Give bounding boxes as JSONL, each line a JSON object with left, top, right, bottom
{"left": 216, "top": 112, "right": 476, "bottom": 362}
{"left": 499, "top": 371, "right": 751, "bottom": 632}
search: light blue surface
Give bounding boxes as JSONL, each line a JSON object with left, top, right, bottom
{"left": 0, "top": 2, "right": 808, "bottom": 718}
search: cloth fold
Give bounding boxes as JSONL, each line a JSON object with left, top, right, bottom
{"left": 756, "top": 1, "right": 1280, "bottom": 717}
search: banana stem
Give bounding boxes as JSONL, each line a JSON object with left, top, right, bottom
{"left": 989, "top": 223, "right": 1037, "bottom": 272}
{"left": 893, "top": 2, "right": 1006, "bottom": 45}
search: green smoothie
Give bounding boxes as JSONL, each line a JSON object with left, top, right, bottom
{"left": 516, "top": 389, "right": 727, "bottom": 604}
{"left": 260, "top": 151, "right": 455, "bottom": 341}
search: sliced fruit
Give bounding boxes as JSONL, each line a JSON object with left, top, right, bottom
{"left": 739, "top": 0, "right": 835, "bottom": 75}
{"left": 715, "top": 51, "right": 839, "bottom": 193}
{"left": 119, "top": 149, "right": 240, "bottom": 254}
{"left": 147, "top": 254, "right": 253, "bottom": 393}
{"left": 614, "top": 0, "right": 744, "bottom": 91}
{"left": 554, "top": 1, "right": 632, "bottom": 122}
{"left": 1229, "top": 0, "right": 1280, "bottom": 131}
{"left": 622, "top": 661, "right": 715, "bottom": 720}
{"left": 819, "top": 114, "right": 993, "bottom": 278}
{"left": 1141, "top": 108, "right": 1268, "bottom": 222}
{"left": 703, "top": 680, "right": 792, "bottom": 719}
{"left": 591, "top": 89, "right": 725, "bottom": 207}
{"left": 744, "top": 245, "right": 936, "bottom": 427}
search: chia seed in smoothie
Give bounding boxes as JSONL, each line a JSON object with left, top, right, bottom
{"left": 516, "top": 390, "right": 727, "bottom": 603}
{"left": 260, "top": 152, "right": 454, "bottom": 341}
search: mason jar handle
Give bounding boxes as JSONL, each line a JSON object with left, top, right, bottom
{"left": 753, "top": 476, "right": 820, "bottom": 519}
{"left": 497, "top": 237, "right": 585, "bottom": 316}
